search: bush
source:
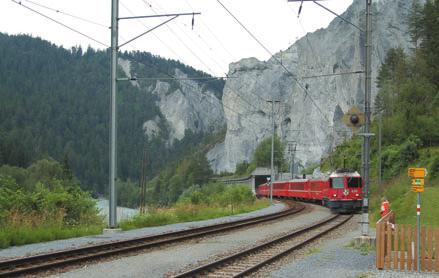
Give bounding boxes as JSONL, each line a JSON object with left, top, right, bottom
{"left": 235, "top": 161, "right": 250, "bottom": 176}
{"left": 0, "top": 159, "right": 104, "bottom": 248}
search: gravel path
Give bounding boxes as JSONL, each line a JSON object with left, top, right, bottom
{"left": 49, "top": 204, "right": 332, "bottom": 278}
{"left": 264, "top": 214, "right": 439, "bottom": 278}
{"left": 0, "top": 203, "right": 285, "bottom": 260}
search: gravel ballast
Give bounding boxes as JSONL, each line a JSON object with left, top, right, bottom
{"left": 49, "top": 204, "right": 332, "bottom": 278}
{"left": 0, "top": 203, "right": 285, "bottom": 260}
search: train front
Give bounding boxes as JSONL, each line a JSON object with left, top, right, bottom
{"left": 325, "top": 170, "right": 363, "bottom": 213}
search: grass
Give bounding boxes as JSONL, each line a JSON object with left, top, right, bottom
{"left": 369, "top": 147, "right": 439, "bottom": 227}
{"left": 120, "top": 199, "right": 270, "bottom": 231}
{"left": 355, "top": 272, "right": 374, "bottom": 278}
{"left": 306, "top": 247, "right": 321, "bottom": 255}
{"left": 0, "top": 211, "right": 104, "bottom": 249}
{"left": 0, "top": 225, "right": 103, "bottom": 249}
{"left": 344, "top": 241, "right": 375, "bottom": 256}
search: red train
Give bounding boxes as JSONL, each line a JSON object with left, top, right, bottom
{"left": 256, "top": 169, "right": 363, "bottom": 213}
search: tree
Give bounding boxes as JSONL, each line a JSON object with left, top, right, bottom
{"left": 252, "top": 136, "right": 286, "bottom": 170}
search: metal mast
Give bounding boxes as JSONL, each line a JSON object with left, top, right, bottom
{"left": 108, "top": 2, "right": 200, "bottom": 228}
{"left": 109, "top": 0, "right": 119, "bottom": 229}
{"left": 267, "top": 99, "right": 280, "bottom": 205}
{"left": 362, "top": 0, "right": 373, "bottom": 236}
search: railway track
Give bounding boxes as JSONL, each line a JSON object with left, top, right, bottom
{"left": 172, "top": 213, "right": 352, "bottom": 278}
{"left": 0, "top": 202, "right": 304, "bottom": 277}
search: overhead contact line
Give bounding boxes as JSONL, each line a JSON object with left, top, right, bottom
{"left": 22, "top": 0, "right": 109, "bottom": 28}
{"left": 215, "top": 0, "right": 331, "bottom": 124}
{"left": 11, "top": 0, "right": 109, "bottom": 48}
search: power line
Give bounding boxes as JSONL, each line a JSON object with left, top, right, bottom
{"left": 311, "top": 1, "right": 363, "bottom": 32}
{"left": 23, "top": 0, "right": 109, "bottom": 28}
{"left": 122, "top": 50, "right": 271, "bottom": 132}
{"left": 215, "top": 0, "right": 331, "bottom": 124}
{"left": 11, "top": 0, "right": 109, "bottom": 48}
{"left": 141, "top": 1, "right": 278, "bottom": 117}
{"left": 184, "top": 0, "right": 237, "bottom": 62}
{"left": 139, "top": 0, "right": 218, "bottom": 76}
{"left": 119, "top": 2, "right": 185, "bottom": 64}
{"left": 301, "top": 70, "right": 364, "bottom": 79}
{"left": 118, "top": 2, "right": 265, "bottom": 115}
{"left": 119, "top": 76, "right": 232, "bottom": 81}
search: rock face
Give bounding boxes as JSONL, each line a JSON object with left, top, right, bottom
{"left": 208, "top": 0, "right": 414, "bottom": 173}
{"left": 119, "top": 58, "right": 225, "bottom": 144}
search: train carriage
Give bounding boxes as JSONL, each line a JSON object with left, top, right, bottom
{"left": 256, "top": 169, "right": 363, "bottom": 213}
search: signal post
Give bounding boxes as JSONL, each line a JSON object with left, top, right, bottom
{"left": 408, "top": 167, "right": 427, "bottom": 272}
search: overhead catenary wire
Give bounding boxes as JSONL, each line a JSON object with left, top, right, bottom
{"left": 183, "top": 0, "right": 237, "bottom": 62}
{"left": 138, "top": 0, "right": 218, "bottom": 76}
{"left": 11, "top": 0, "right": 109, "bottom": 48}
{"left": 137, "top": 0, "right": 271, "bottom": 113}
{"left": 119, "top": 2, "right": 185, "bottom": 64}
{"left": 216, "top": 0, "right": 331, "bottom": 124}
{"left": 121, "top": 48, "right": 271, "bottom": 133}
{"left": 22, "top": 0, "right": 109, "bottom": 28}
{"left": 119, "top": 1, "right": 269, "bottom": 115}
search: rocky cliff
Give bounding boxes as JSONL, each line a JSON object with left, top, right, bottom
{"left": 208, "top": 0, "right": 414, "bottom": 173}
{"left": 119, "top": 58, "right": 225, "bottom": 144}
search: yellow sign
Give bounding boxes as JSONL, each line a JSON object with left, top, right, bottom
{"left": 411, "top": 185, "right": 424, "bottom": 193}
{"left": 411, "top": 179, "right": 424, "bottom": 186}
{"left": 408, "top": 168, "right": 427, "bottom": 178}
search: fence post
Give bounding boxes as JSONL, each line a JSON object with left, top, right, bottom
{"left": 435, "top": 228, "right": 439, "bottom": 272}
{"left": 393, "top": 225, "right": 398, "bottom": 269}
{"left": 400, "top": 224, "right": 405, "bottom": 270}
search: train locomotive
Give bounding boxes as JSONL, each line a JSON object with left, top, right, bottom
{"left": 256, "top": 169, "right": 363, "bottom": 213}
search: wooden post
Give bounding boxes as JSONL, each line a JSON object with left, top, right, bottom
{"left": 422, "top": 226, "right": 426, "bottom": 271}
{"left": 376, "top": 222, "right": 382, "bottom": 268}
{"left": 407, "top": 225, "right": 412, "bottom": 271}
{"left": 427, "top": 227, "right": 433, "bottom": 271}
{"left": 413, "top": 229, "right": 418, "bottom": 270}
{"left": 380, "top": 223, "right": 386, "bottom": 268}
{"left": 386, "top": 223, "right": 392, "bottom": 269}
{"left": 435, "top": 228, "right": 439, "bottom": 272}
{"left": 394, "top": 225, "right": 398, "bottom": 269}
{"left": 401, "top": 224, "right": 406, "bottom": 271}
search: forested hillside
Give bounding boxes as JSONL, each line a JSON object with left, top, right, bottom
{"left": 0, "top": 33, "right": 224, "bottom": 194}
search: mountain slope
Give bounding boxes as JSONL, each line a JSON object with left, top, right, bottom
{"left": 0, "top": 33, "right": 224, "bottom": 193}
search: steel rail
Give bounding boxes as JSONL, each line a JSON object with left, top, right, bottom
{"left": 0, "top": 202, "right": 304, "bottom": 277}
{"left": 173, "top": 214, "right": 352, "bottom": 278}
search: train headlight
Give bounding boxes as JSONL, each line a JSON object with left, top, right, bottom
{"left": 355, "top": 193, "right": 359, "bottom": 197}
{"left": 332, "top": 194, "right": 337, "bottom": 197}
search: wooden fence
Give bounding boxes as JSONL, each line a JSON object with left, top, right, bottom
{"left": 376, "top": 212, "right": 439, "bottom": 272}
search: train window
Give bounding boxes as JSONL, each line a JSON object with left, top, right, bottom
{"left": 348, "top": 177, "right": 362, "bottom": 188}
{"left": 330, "top": 178, "right": 344, "bottom": 189}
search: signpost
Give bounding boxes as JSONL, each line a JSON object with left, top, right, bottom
{"left": 408, "top": 167, "right": 427, "bottom": 272}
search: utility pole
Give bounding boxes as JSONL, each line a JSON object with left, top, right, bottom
{"left": 287, "top": 141, "right": 297, "bottom": 179}
{"left": 378, "top": 112, "right": 382, "bottom": 185}
{"left": 362, "top": 0, "right": 373, "bottom": 237}
{"left": 267, "top": 99, "right": 281, "bottom": 205}
{"left": 108, "top": 0, "right": 200, "bottom": 229}
{"left": 109, "top": 0, "right": 118, "bottom": 229}
{"left": 139, "top": 141, "right": 148, "bottom": 214}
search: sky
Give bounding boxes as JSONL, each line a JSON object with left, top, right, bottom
{"left": 0, "top": 0, "right": 354, "bottom": 76}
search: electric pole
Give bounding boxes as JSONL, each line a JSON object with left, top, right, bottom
{"left": 108, "top": 0, "right": 200, "bottom": 229}
{"left": 287, "top": 141, "right": 297, "bottom": 179}
{"left": 362, "top": 0, "right": 373, "bottom": 237}
{"left": 109, "top": 0, "right": 118, "bottom": 229}
{"left": 267, "top": 99, "right": 280, "bottom": 205}
{"left": 378, "top": 112, "right": 382, "bottom": 185}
